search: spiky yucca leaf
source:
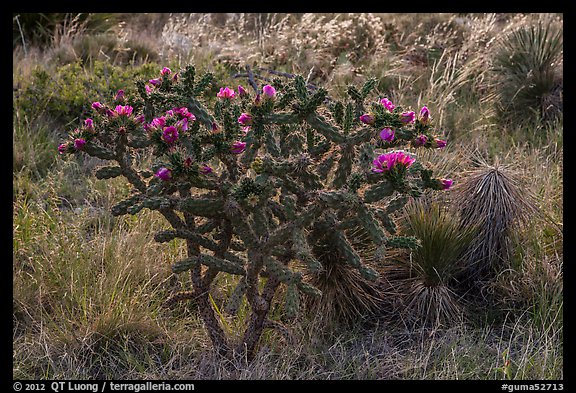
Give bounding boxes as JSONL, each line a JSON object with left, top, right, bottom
{"left": 403, "top": 199, "right": 476, "bottom": 287}
{"left": 305, "top": 220, "right": 384, "bottom": 328}
{"left": 493, "top": 18, "right": 563, "bottom": 125}
{"left": 453, "top": 161, "right": 540, "bottom": 282}
{"left": 381, "top": 198, "right": 475, "bottom": 328}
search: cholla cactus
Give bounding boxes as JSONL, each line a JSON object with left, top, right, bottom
{"left": 58, "top": 65, "right": 452, "bottom": 360}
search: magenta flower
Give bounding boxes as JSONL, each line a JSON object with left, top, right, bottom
{"left": 419, "top": 106, "right": 431, "bottom": 123}
{"left": 413, "top": 134, "right": 428, "bottom": 147}
{"left": 165, "top": 109, "right": 175, "bottom": 117}
{"left": 105, "top": 109, "right": 116, "bottom": 118}
{"left": 114, "top": 105, "right": 133, "bottom": 117}
{"left": 241, "top": 126, "right": 251, "bottom": 135}
{"left": 176, "top": 118, "right": 189, "bottom": 131}
{"left": 84, "top": 118, "right": 94, "bottom": 131}
{"left": 161, "top": 67, "right": 171, "bottom": 76}
{"left": 73, "top": 138, "right": 86, "bottom": 150}
{"left": 371, "top": 151, "right": 415, "bottom": 173}
{"left": 230, "top": 141, "right": 247, "bottom": 154}
{"left": 91, "top": 102, "right": 105, "bottom": 113}
{"left": 135, "top": 114, "right": 146, "bottom": 124}
{"left": 440, "top": 178, "right": 453, "bottom": 190}
{"left": 237, "top": 85, "right": 247, "bottom": 96}
{"left": 434, "top": 139, "right": 447, "bottom": 149}
{"left": 149, "top": 78, "right": 162, "bottom": 87}
{"left": 359, "top": 113, "right": 375, "bottom": 125}
{"left": 162, "top": 126, "right": 179, "bottom": 144}
{"left": 400, "top": 111, "right": 415, "bottom": 124}
{"left": 200, "top": 164, "right": 213, "bottom": 175}
{"left": 262, "top": 84, "right": 276, "bottom": 98}
{"left": 217, "top": 87, "right": 235, "bottom": 99}
{"left": 114, "top": 89, "right": 125, "bottom": 101}
{"left": 379, "top": 128, "right": 395, "bottom": 142}
{"left": 145, "top": 84, "right": 152, "bottom": 94}
{"left": 173, "top": 107, "right": 195, "bottom": 120}
{"left": 211, "top": 122, "right": 220, "bottom": 133}
{"left": 58, "top": 143, "right": 69, "bottom": 155}
{"left": 155, "top": 167, "right": 172, "bottom": 181}
{"left": 150, "top": 116, "right": 166, "bottom": 130}
{"left": 172, "top": 73, "right": 179, "bottom": 82}
{"left": 380, "top": 98, "right": 395, "bottom": 111}
{"left": 238, "top": 113, "right": 253, "bottom": 126}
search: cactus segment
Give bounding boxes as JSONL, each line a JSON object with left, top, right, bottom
{"left": 95, "top": 166, "right": 122, "bottom": 180}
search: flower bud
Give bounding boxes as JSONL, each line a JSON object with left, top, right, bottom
{"left": 238, "top": 113, "right": 253, "bottom": 126}
{"left": 73, "top": 138, "right": 86, "bottom": 150}
{"left": 400, "top": 111, "right": 415, "bottom": 124}
{"left": 359, "top": 113, "right": 375, "bottom": 125}
{"left": 379, "top": 128, "right": 395, "bottom": 142}
{"left": 380, "top": 97, "right": 395, "bottom": 111}
{"left": 440, "top": 178, "right": 453, "bottom": 190}
{"left": 262, "top": 84, "right": 276, "bottom": 98}
{"left": 230, "top": 141, "right": 247, "bottom": 154}
{"left": 155, "top": 167, "right": 172, "bottom": 181}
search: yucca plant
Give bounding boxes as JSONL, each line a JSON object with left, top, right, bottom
{"left": 493, "top": 17, "right": 563, "bottom": 126}
{"left": 453, "top": 160, "right": 541, "bottom": 289}
{"left": 383, "top": 198, "right": 476, "bottom": 328}
{"left": 305, "top": 220, "right": 385, "bottom": 329}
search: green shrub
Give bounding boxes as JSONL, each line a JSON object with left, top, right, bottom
{"left": 15, "top": 60, "right": 160, "bottom": 125}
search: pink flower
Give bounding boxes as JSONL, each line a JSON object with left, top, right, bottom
{"left": 440, "top": 178, "right": 453, "bottom": 190}
{"left": 173, "top": 107, "right": 195, "bottom": 120}
{"left": 135, "top": 114, "right": 146, "bottom": 124}
{"left": 237, "top": 85, "right": 247, "bottom": 96}
{"left": 114, "top": 105, "right": 133, "bottom": 117}
{"left": 379, "top": 128, "right": 395, "bottom": 142}
{"left": 400, "top": 111, "right": 415, "bottom": 124}
{"left": 149, "top": 78, "right": 162, "bottom": 87}
{"left": 241, "top": 126, "right": 251, "bottom": 135}
{"left": 230, "top": 141, "right": 247, "bottom": 154}
{"left": 58, "top": 143, "right": 69, "bottom": 155}
{"left": 359, "top": 114, "right": 375, "bottom": 125}
{"left": 91, "top": 101, "right": 104, "bottom": 110}
{"left": 161, "top": 67, "right": 171, "bottom": 76}
{"left": 165, "top": 109, "right": 175, "bottom": 117}
{"left": 114, "top": 89, "right": 125, "bottom": 101}
{"left": 145, "top": 84, "right": 152, "bottom": 94}
{"left": 419, "top": 106, "right": 431, "bottom": 123}
{"left": 176, "top": 118, "right": 188, "bottom": 131}
{"left": 84, "top": 118, "right": 94, "bottom": 132}
{"left": 150, "top": 116, "right": 166, "bottom": 130}
{"left": 413, "top": 134, "right": 428, "bottom": 147}
{"left": 371, "top": 151, "right": 415, "bottom": 173}
{"left": 380, "top": 98, "right": 395, "bottom": 111}
{"left": 217, "top": 87, "right": 235, "bottom": 99}
{"left": 262, "top": 84, "right": 276, "bottom": 98}
{"left": 434, "top": 139, "right": 447, "bottom": 149}
{"left": 162, "top": 126, "right": 179, "bottom": 144}
{"left": 155, "top": 167, "right": 172, "bottom": 181}
{"left": 200, "top": 165, "right": 213, "bottom": 175}
{"left": 73, "top": 138, "right": 86, "bottom": 150}
{"left": 105, "top": 109, "right": 116, "bottom": 118}
{"left": 238, "top": 113, "right": 253, "bottom": 126}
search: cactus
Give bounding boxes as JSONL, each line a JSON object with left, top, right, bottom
{"left": 58, "top": 64, "right": 452, "bottom": 361}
